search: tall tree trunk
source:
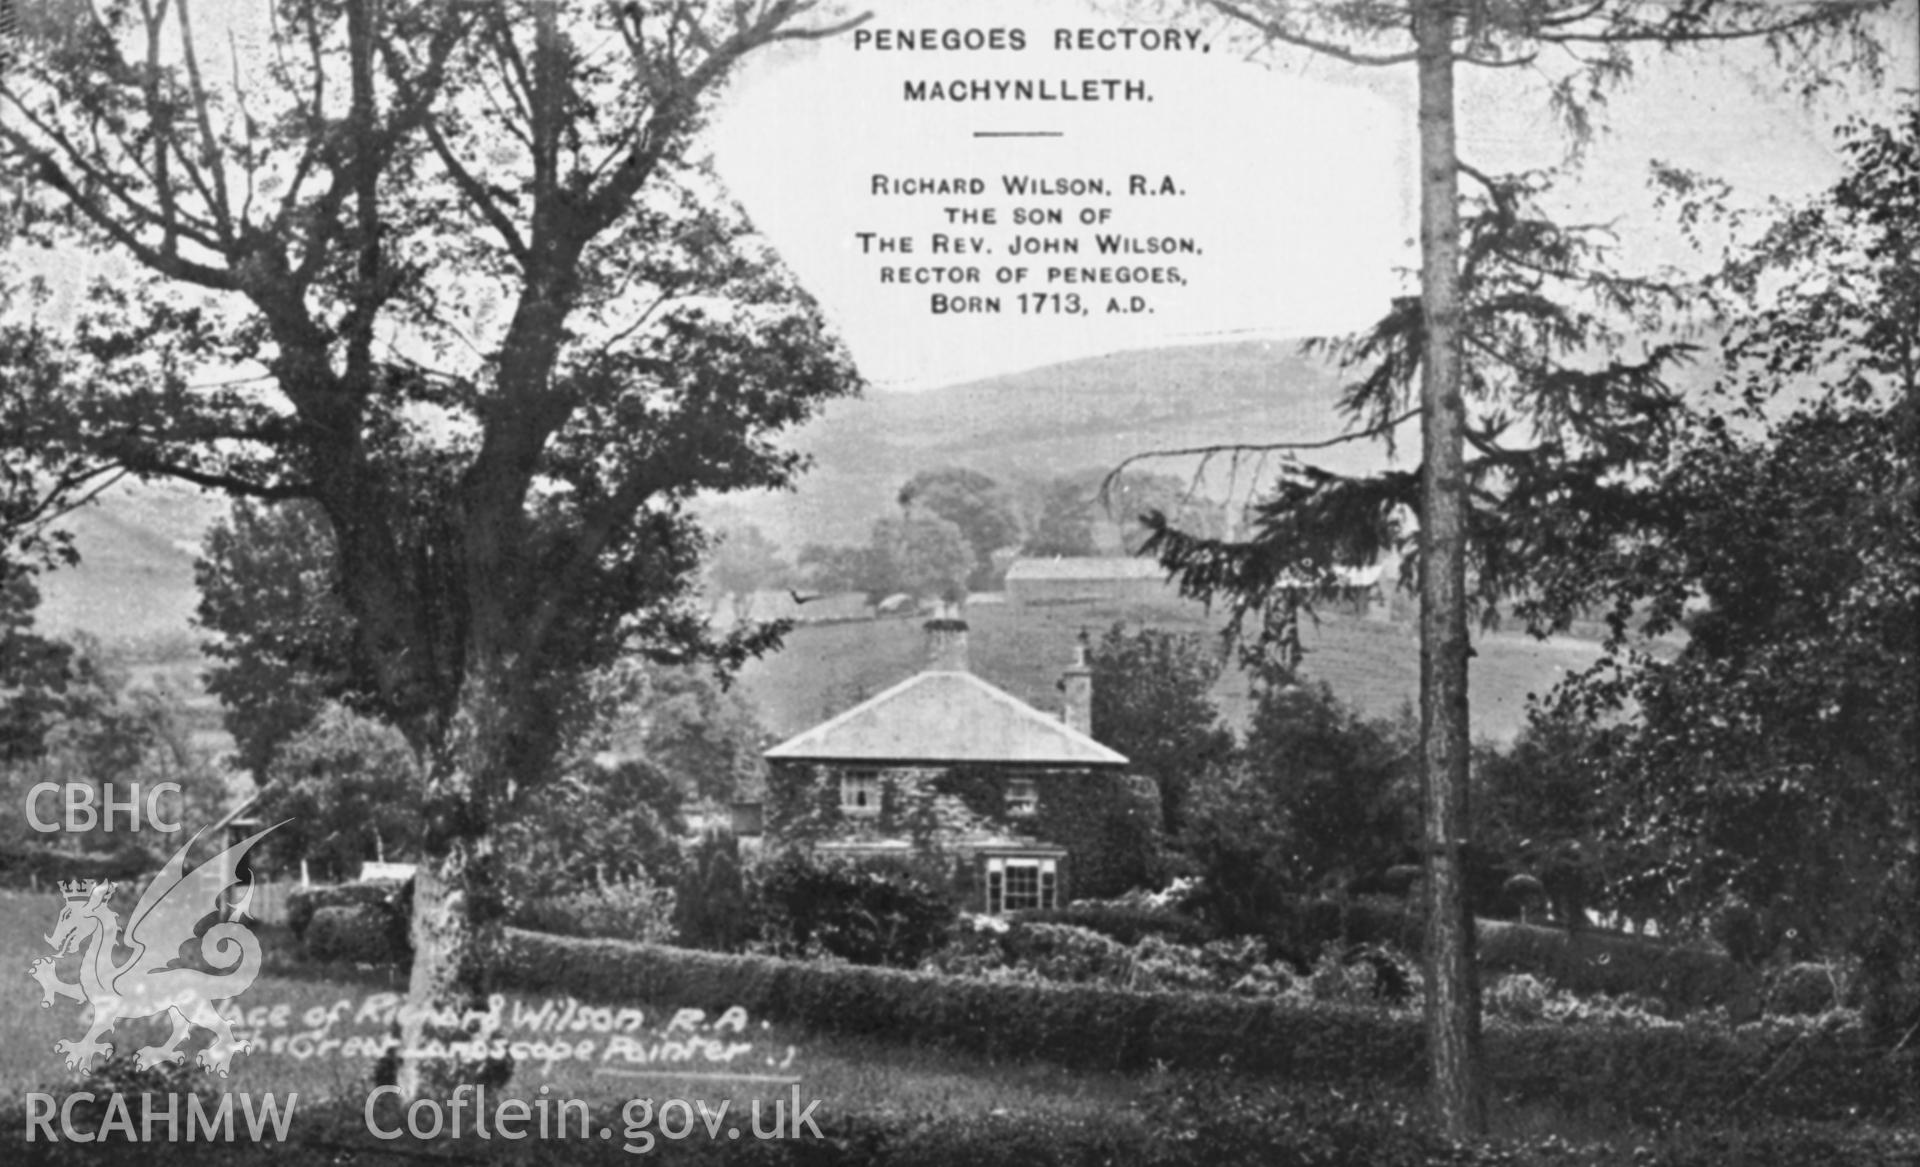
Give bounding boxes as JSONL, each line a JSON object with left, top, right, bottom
{"left": 1413, "top": 0, "right": 1484, "bottom": 1137}
{"left": 392, "top": 667, "right": 516, "bottom": 1099}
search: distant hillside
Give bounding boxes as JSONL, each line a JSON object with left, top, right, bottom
{"left": 737, "top": 598, "right": 1599, "bottom": 747}
{"left": 33, "top": 479, "right": 227, "bottom": 652}
{"left": 35, "top": 339, "right": 1372, "bottom": 648}
{"left": 704, "top": 339, "right": 1382, "bottom": 551}
{"left": 31, "top": 339, "right": 1608, "bottom": 750}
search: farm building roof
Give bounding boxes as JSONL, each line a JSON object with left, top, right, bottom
{"left": 763, "top": 669, "right": 1127, "bottom": 768}
{"left": 1004, "top": 556, "right": 1167, "bottom": 583}
{"left": 1006, "top": 556, "right": 1383, "bottom": 589}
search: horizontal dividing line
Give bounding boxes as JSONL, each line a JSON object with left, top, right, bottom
{"left": 593, "top": 1069, "right": 804, "bottom": 1083}
{"left": 973, "top": 131, "right": 1064, "bottom": 138}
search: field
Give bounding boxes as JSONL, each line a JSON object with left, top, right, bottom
{"left": 736, "top": 597, "right": 1604, "bottom": 745}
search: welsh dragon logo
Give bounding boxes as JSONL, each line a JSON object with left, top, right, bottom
{"left": 28, "top": 823, "right": 281, "bottom": 1076}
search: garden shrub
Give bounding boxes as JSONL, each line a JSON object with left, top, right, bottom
{"left": 1010, "top": 901, "right": 1211, "bottom": 947}
{"left": 996, "top": 921, "right": 1134, "bottom": 983}
{"left": 1476, "top": 917, "right": 1750, "bottom": 1009}
{"left": 923, "top": 919, "right": 1306, "bottom": 996}
{"left": 1032, "top": 770, "right": 1164, "bottom": 900}
{"left": 509, "top": 874, "right": 676, "bottom": 944}
{"left": 304, "top": 904, "right": 405, "bottom": 964}
{"left": 756, "top": 848, "right": 956, "bottom": 967}
{"left": 672, "top": 828, "right": 758, "bottom": 952}
{"left": 286, "top": 878, "right": 408, "bottom": 942}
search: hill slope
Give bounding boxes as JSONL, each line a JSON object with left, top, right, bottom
{"left": 33, "top": 339, "right": 1374, "bottom": 646}
{"left": 29, "top": 341, "right": 1597, "bottom": 744}
{"left": 705, "top": 338, "right": 1382, "bottom": 550}
{"left": 738, "top": 599, "right": 1597, "bottom": 747}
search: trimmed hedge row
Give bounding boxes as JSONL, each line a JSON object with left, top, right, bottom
{"left": 1300, "top": 899, "right": 1751, "bottom": 1010}
{"left": 498, "top": 929, "right": 1917, "bottom": 1122}
{"left": 1478, "top": 918, "right": 1751, "bottom": 1011}
{"left": 305, "top": 904, "right": 408, "bottom": 964}
{"left": 499, "top": 928, "right": 1418, "bottom": 1081}
{"left": 0, "top": 842, "right": 157, "bottom": 889}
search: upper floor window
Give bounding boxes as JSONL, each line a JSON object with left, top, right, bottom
{"left": 839, "top": 770, "right": 881, "bottom": 816}
{"left": 1004, "top": 776, "right": 1038, "bottom": 817}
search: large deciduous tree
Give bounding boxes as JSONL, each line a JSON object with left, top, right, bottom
{"left": 1087, "top": 622, "right": 1235, "bottom": 835}
{"left": 1, "top": 0, "right": 863, "bottom": 1095}
{"left": 196, "top": 499, "right": 356, "bottom": 779}
{"left": 1139, "top": 0, "right": 1891, "bottom": 1134}
{"left": 898, "top": 467, "right": 1022, "bottom": 590}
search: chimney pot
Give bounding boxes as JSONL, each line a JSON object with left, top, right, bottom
{"left": 1061, "top": 629, "right": 1092, "bottom": 735}
{"left": 924, "top": 604, "right": 969, "bottom": 672}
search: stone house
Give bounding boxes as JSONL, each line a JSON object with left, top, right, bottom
{"left": 761, "top": 613, "right": 1152, "bottom": 913}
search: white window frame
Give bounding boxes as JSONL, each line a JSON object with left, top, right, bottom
{"left": 984, "top": 856, "right": 1058, "bottom": 915}
{"left": 1004, "top": 775, "right": 1039, "bottom": 817}
{"left": 839, "top": 769, "right": 881, "bottom": 817}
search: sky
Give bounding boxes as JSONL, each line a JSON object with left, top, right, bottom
{"left": 705, "top": 0, "right": 1918, "bottom": 392}
{"left": 12, "top": 0, "right": 1914, "bottom": 396}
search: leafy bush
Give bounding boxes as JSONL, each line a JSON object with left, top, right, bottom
{"left": 1033, "top": 770, "right": 1166, "bottom": 900}
{"left": 509, "top": 872, "right": 676, "bottom": 944}
{"left": 253, "top": 704, "right": 422, "bottom": 882}
{"left": 1478, "top": 917, "right": 1751, "bottom": 1010}
{"left": 496, "top": 757, "right": 684, "bottom": 902}
{"left": 999, "top": 922, "right": 1135, "bottom": 983}
{"left": 286, "top": 878, "right": 408, "bottom": 942}
{"left": 1299, "top": 944, "right": 1421, "bottom": 1007}
{"left": 305, "top": 904, "right": 406, "bottom": 963}
{"left": 1484, "top": 972, "right": 1679, "bottom": 1029}
{"left": 1010, "top": 901, "right": 1211, "bottom": 947}
{"left": 756, "top": 848, "right": 957, "bottom": 967}
{"left": 672, "top": 828, "right": 758, "bottom": 952}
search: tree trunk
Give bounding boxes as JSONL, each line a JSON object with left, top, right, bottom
{"left": 391, "top": 668, "right": 517, "bottom": 1099}
{"left": 1413, "top": 0, "right": 1484, "bottom": 1137}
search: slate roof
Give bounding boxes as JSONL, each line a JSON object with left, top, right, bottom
{"left": 763, "top": 670, "right": 1127, "bottom": 768}
{"left": 1005, "top": 556, "right": 1166, "bottom": 582}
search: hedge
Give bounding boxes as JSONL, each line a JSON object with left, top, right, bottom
{"left": 1478, "top": 918, "right": 1752, "bottom": 1011}
{"left": 498, "top": 929, "right": 1917, "bottom": 1123}
{"left": 0, "top": 842, "right": 157, "bottom": 889}
{"left": 1284, "top": 899, "right": 1752, "bottom": 1010}
{"left": 304, "top": 904, "right": 408, "bottom": 964}
{"left": 286, "top": 879, "right": 408, "bottom": 936}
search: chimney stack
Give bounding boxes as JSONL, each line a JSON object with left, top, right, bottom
{"left": 1061, "top": 630, "right": 1092, "bottom": 735}
{"left": 923, "top": 603, "right": 969, "bottom": 672}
